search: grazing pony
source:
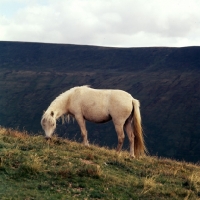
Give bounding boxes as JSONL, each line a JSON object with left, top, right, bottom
{"left": 41, "top": 86, "right": 147, "bottom": 158}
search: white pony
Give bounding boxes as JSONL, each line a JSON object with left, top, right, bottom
{"left": 41, "top": 86, "right": 147, "bottom": 158}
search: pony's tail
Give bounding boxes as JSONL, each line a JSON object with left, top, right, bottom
{"left": 132, "top": 99, "right": 147, "bottom": 158}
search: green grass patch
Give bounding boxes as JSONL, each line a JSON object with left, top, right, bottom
{"left": 0, "top": 127, "right": 200, "bottom": 199}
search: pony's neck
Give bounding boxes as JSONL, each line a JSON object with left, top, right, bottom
{"left": 47, "top": 90, "right": 71, "bottom": 119}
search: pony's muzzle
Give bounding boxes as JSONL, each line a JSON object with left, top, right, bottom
{"left": 45, "top": 136, "right": 51, "bottom": 141}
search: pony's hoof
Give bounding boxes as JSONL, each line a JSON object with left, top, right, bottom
{"left": 83, "top": 141, "right": 89, "bottom": 146}
{"left": 130, "top": 155, "right": 135, "bottom": 159}
{"left": 115, "top": 151, "right": 121, "bottom": 157}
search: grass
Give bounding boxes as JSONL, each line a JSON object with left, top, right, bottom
{"left": 0, "top": 127, "right": 200, "bottom": 199}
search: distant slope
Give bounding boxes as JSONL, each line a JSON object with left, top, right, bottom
{"left": 1, "top": 41, "right": 200, "bottom": 72}
{"left": 0, "top": 41, "right": 200, "bottom": 163}
{"left": 0, "top": 127, "right": 200, "bottom": 199}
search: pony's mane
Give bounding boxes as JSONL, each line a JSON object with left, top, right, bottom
{"left": 54, "top": 85, "right": 91, "bottom": 103}
{"left": 70, "top": 85, "right": 90, "bottom": 90}
{"left": 60, "top": 114, "right": 75, "bottom": 124}
{"left": 42, "top": 85, "right": 91, "bottom": 123}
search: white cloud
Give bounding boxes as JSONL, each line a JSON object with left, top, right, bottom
{"left": 0, "top": 0, "right": 200, "bottom": 47}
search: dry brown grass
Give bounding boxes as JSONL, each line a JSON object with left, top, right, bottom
{"left": 0, "top": 127, "right": 200, "bottom": 199}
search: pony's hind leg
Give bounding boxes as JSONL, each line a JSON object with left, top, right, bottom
{"left": 75, "top": 115, "right": 89, "bottom": 146}
{"left": 114, "top": 124, "right": 125, "bottom": 154}
{"left": 124, "top": 119, "right": 135, "bottom": 158}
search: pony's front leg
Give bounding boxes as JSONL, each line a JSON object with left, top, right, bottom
{"left": 75, "top": 115, "right": 89, "bottom": 146}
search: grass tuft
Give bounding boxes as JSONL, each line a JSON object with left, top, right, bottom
{"left": 78, "top": 163, "right": 102, "bottom": 178}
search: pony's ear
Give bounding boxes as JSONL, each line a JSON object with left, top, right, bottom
{"left": 50, "top": 111, "right": 54, "bottom": 117}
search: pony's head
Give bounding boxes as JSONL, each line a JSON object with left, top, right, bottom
{"left": 41, "top": 111, "right": 56, "bottom": 139}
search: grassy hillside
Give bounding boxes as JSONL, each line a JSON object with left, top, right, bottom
{"left": 0, "top": 127, "right": 200, "bottom": 200}
{"left": 0, "top": 41, "right": 200, "bottom": 163}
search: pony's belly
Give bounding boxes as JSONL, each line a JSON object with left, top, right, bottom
{"left": 84, "top": 114, "right": 112, "bottom": 123}
{"left": 82, "top": 106, "right": 111, "bottom": 123}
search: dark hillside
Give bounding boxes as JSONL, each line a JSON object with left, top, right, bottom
{"left": 0, "top": 41, "right": 200, "bottom": 162}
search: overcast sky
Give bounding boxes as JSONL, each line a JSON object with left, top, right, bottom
{"left": 0, "top": 0, "right": 200, "bottom": 47}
